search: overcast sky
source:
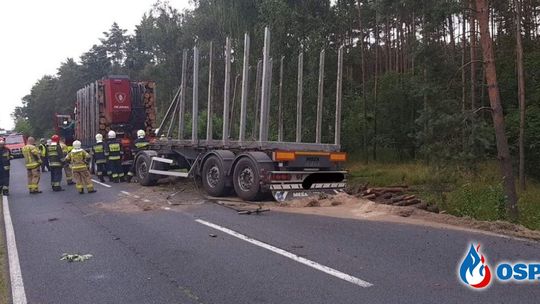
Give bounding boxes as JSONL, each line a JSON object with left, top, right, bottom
{"left": 0, "top": 0, "right": 191, "bottom": 130}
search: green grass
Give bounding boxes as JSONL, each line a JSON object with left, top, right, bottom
{"left": 347, "top": 161, "right": 540, "bottom": 230}
{"left": 0, "top": 204, "right": 8, "bottom": 304}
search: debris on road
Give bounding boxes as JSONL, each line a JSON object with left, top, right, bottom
{"left": 48, "top": 218, "right": 59, "bottom": 222}
{"left": 209, "top": 234, "right": 217, "bottom": 238}
{"left": 61, "top": 253, "right": 93, "bottom": 262}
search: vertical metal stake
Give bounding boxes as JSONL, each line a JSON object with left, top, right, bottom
{"left": 278, "top": 56, "right": 284, "bottom": 142}
{"left": 259, "top": 27, "right": 271, "bottom": 142}
{"left": 178, "top": 49, "right": 188, "bottom": 139}
{"left": 206, "top": 42, "right": 214, "bottom": 141}
{"left": 239, "top": 33, "right": 250, "bottom": 143}
{"left": 192, "top": 46, "right": 199, "bottom": 144}
{"left": 296, "top": 52, "right": 303, "bottom": 143}
{"left": 253, "top": 60, "right": 262, "bottom": 138}
{"left": 222, "top": 37, "right": 232, "bottom": 145}
{"left": 316, "top": 49, "right": 325, "bottom": 144}
{"left": 335, "top": 46, "right": 344, "bottom": 146}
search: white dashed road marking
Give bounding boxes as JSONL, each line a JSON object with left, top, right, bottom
{"left": 195, "top": 219, "right": 373, "bottom": 288}
{"left": 2, "top": 195, "right": 28, "bottom": 304}
{"left": 91, "top": 179, "right": 111, "bottom": 188}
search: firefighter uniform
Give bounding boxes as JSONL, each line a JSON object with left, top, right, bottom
{"left": 65, "top": 146, "right": 95, "bottom": 194}
{"left": 60, "top": 142, "right": 74, "bottom": 185}
{"left": 22, "top": 143, "right": 42, "bottom": 193}
{"left": 46, "top": 143, "right": 64, "bottom": 191}
{"left": 91, "top": 141, "right": 107, "bottom": 182}
{"left": 39, "top": 141, "right": 49, "bottom": 172}
{"left": 0, "top": 144, "right": 11, "bottom": 195}
{"left": 127, "top": 137, "right": 150, "bottom": 181}
{"left": 106, "top": 138, "right": 123, "bottom": 183}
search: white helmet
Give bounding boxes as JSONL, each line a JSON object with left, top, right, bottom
{"left": 107, "top": 130, "right": 116, "bottom": 139}
{"left": 95, "top": 133, "right": 103, "bottom": 142}
{"left": 137, "top": 130, "right": 146, "bottom": 139}
{"left": 73, "top": 140, "right": 82, "bottom": 149}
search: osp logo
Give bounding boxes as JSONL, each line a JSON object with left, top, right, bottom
{"left": 458, "top": 243, "right": 540, "bottom": 289}
{"left": 459, "top": 244, "right": 492, "bottom": 288}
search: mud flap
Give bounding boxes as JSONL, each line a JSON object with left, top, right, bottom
{"left": 272, "top": 189, "right": 345, "bottom": 202}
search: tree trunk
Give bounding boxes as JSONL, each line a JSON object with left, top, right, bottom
{"left": 373, "top": 12, "right": 380, "bottom": 161}
{"left": 470, "top": 0, "right": 477, "bottom": 112}
{"left": 356, "top": 0, "right": 368, "bottom": 164}
{"left": 475, "top": 0, "right": 519, "bottom": 220}
{"left": 462, "top": 13, "right": 468, "bottom": 151}
{"left": 515, "top": 0, "right": 526, "bottom": 190}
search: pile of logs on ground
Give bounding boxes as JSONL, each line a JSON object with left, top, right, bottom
{"left": 347, "top": 184, "right": 439, "bottom": 213}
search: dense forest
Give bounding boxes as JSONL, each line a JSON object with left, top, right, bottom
{"left": 12, "top": 0, "right": 540, "bottom": 214}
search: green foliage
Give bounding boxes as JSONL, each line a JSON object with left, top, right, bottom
{"left": 348, "top": 161, "right": 540, "bottom": 230}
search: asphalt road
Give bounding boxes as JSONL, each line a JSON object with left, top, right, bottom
{"left": 2, "top": 158, "right": 540, "bottom": 304}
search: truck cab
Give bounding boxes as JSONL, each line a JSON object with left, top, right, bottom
{"left": 4, "top": 133, "right": 26, "bottom": 158}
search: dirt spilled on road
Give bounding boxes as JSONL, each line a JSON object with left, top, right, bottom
{"left": 94, "top": 181, "right": 205, "bottom": 213}
{"left": 275, "top": 193, "right": 540, "bottom": 241}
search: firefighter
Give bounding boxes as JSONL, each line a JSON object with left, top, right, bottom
{"left": 60, "top": 139, "right": 74, "bottom": 185}
{"left": 65, "top": 140, "right": 96, "bottom": 194}
{"left": 105, "top": 130, "right": 123, "bottom": 183}
{"left": 22, "top": 137, "right": 42, "bottom": 194}
{"left": 91, "top": 133, "right": 107, "bottom": 182}
{"left": 127, "top": 130, "right": 150, "bottom": 182}
{"left": 0, "top": 139, "right": 11, "bottom": 196}
{"left": 39, "top": 138, "right": 50, "bottom": 172}
{"left": 46, "top": 135, "right": 64, "bottom": 192}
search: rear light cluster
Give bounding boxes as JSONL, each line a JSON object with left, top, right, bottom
{"left": 271, "top": 173, "right": 291, "bottom": 181}
{"left": 272, "top": 151, "right": 347, "bottom": 162}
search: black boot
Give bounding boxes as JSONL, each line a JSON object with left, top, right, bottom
{"left": 87, "top": 189, "right": 97, "bottom": 193}
{"left": 79, "top": 190, "right": 84, "bottom": 194}
{"left": 99, "top": 176, "right": 105, "bottom": 182}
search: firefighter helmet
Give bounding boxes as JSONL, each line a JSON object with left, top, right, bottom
{"left": 73, "top": 140, "right": 82, "bottom": 149}
{"left": 137, "top": 130, "right": 146, "bottom": 139}
{"left": 107, "top": 130, "right": 116, "bottom": 139}
{"left": 95, "top": 133, "right": 103, "bottom": 142}
{"left": 51, "top": 135, "right": 60, "bottom": 143}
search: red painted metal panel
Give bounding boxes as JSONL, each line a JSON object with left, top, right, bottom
{"left": 103, "top": 78, "right": 131, "bottom": 123}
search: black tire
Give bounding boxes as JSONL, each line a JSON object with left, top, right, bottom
{"left": 233, "top": 157, "right": 262, "bottom": 201}
{"left": 201, "top": 156, "right": 227, "bottom": 197}
{"left": 136, "top": 153, "right": 157, "bottom": 186}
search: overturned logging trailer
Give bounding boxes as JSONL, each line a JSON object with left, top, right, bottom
{"left": 134, "top": 28, "right": 347, "bottom": 202}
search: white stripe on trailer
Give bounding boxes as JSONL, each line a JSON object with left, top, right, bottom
{"left": 152, "top": 157, "right": 174, "bottom": 164}
{"left": 148, "top": 169, "right": 189, "bottom": 178}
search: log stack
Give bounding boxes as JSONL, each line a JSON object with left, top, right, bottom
{"left": 139, "top": 81, "right": 157, "bottom": 136}
{"left": 347, "top": 185, "right": 437, "bottom": 213}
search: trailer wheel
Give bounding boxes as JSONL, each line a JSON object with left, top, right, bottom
{"left": 202, "top": 156, "right": 227, "bottom": 196}
{"left": 136, "top": 153, "right": 157, "bottom": 186}
{"left": 233, "top": 157, "right": 262, "bottom": 201}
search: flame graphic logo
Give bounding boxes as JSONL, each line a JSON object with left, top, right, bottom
{"left": 459, "top": 244, "right": 492, "bottom": 289}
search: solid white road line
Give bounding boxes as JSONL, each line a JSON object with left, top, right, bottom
{"left": 2, "top": 196, "right": 28, "bottom": 304}
{"left": 91, "top": 179, "right": 112, "bottom": 188}
{"left": 195, "top": 219, "right": 373, "bottom": 288}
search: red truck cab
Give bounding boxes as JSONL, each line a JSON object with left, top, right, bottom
{"left": 4, "top": 133, "right": 27, "bottom": 158}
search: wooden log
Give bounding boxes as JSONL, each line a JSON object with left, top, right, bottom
{"left": 371, "top": 187, "right": 406, "bottom": 193}
{"left": 394, "top": 199, "right": 421, "bottom": 207}
{"left": 402, "top": 195, "right": 416, "bottom": 200}
{"left": 390, "top": 195, "right": 407, "bottom": 203}
{"left": 363, "top": 194, "right": 377, "bottom": 200}
{"left": 381, "top": 193, "right": 393, "bottom": 199}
